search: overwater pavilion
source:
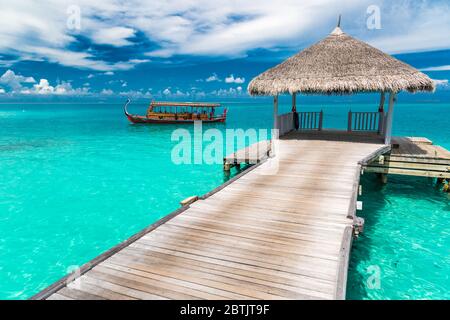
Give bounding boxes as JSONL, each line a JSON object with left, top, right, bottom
{"left": 248, "top": 24, "right": 435, "bottom": 144}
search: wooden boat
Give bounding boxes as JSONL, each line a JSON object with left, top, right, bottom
{"left": 124, "top": 99, "right": 227, "bottom": 124}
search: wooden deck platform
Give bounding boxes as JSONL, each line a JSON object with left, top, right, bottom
{"left": 34, "top": 131, "right": 387, "bottom": 300}
{"left": 364, "top": 137, "right": 450, "bottom": 178}
{"left": 223, "top": 140, "right": 272, "bottom": 171}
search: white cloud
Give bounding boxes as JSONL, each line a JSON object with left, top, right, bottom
{"left": 104, "top": 71, "right": 115, "bottom": 76}
{"left": 119, "top": 89, "right": 152, "bottom": 98}
{"left": 206, "top": 73, "right": 221, "bottom": 82}
{"left": 421, "top": 65, "right": 450, "bottom": 72}
{"left": 211, "top": 86, "right": 245, "bottom": 96}
{"left": 33, "top": 79, "right": 54, "bottom": 94}
{"left": 91, "top": 27, "right": 136, "bottom": 47}
{"left": 225, "top": 74, "right": 245, "bottom": 84}
{"left": 433, "top": 79, "right": 449, "bottom": 86}
{"left": 0, "top": 69, "right": 36, "bottom": 90}
{"left": 163, "top": 88, "right": 171, "bottom": 95}
{"left": 0, "top": 69, "right": 88, "bottom": 95}
{"left": 87, "top": 74, "right": 95, "bottom": 79}
{"left": 0, "top": 88, "right": 5, "bottom": 94}
{"left": 101, "top": 89, "right": 114, "bottom": 95}
{"left": 1, "top": 0, "right": 449, "bottom": 70}
{"left": 22, "top": 79, "right": 89, "bottom": 95}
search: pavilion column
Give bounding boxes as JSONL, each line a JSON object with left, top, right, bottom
{"left": 379, "top": 92, "right": 386, "bottom": 135}
{"left": 378, "top": 92, "right": 386, "bottom": 112}
{"left": 292, "top": 93, "right": 297, "bottom": 112}
{"left": 384, "top": 92, "right": 396, "bottom": 145}
{"left": 273, "top": 95, "right": 279, "bottom": 139}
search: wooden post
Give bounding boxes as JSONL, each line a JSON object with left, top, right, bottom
{"left": 273, "top": 95, "right": 279, "bottom": 140}
{"left": 318, "top": 110, "right": 323, "bottom": 131}
{"left": 292, "top": 93, "right": 297, "bottom": 112}
{"left": 384, "top": 92, "right": 396, "bottom": 145}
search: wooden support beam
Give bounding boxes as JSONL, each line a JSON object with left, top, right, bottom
{"left": 223, "top": 162, "right": 231, "bottom": 172}
{"left": 384, "top": 92, "right": 396, "bottom": 145}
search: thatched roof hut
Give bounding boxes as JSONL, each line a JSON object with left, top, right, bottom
{"left": 248, "top": 26, "right": 435, "bottom": 96}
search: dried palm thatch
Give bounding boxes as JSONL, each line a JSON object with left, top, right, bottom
{"left": 248, "top": 27, "right": 435, "bottom": 96}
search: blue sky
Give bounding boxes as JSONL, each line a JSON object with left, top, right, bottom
{"left": 0, "top": 0, "right": 449, "bottom": 101}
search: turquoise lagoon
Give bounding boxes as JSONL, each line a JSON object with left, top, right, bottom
{"left": 0, "top": 101, "right": 448, "bottom": 299}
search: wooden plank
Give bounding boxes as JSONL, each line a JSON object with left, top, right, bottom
{"left": 122, "top": 245, "right": 335, "bottom": 295}
{"left": 364, "top": 166, "right": 450, "bottom": 178}
{"left": 334, "top": 226, "right": 353, "bottom": 300}
{"left": 368, "top": 161, "right": 449, "bottom": 171}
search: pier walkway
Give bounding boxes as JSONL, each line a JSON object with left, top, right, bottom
{"left": 35, "top": 132, "right": 387, "bottom": 300}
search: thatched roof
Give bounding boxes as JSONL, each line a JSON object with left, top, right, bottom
{"left": 248, "top": 27, "right": 435, "bottom": 96}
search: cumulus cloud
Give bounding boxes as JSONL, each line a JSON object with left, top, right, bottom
{"left": 0, "top": 69, "right": 89, "bottom": 95}
{"left": 163, "top": 88, "right": 171, "bottom": 95}
{"left": 205, "top": 73, "right": 221, "bottom": 82}
{"left": 211, "top": 86, "right": 244, "bottom": 96}
{"left": 225, "top": 74, "right": 245, "bottom": 84}
{"left": 0, "top": 69, "right": 36, "bottom": 90}
{"left": 0, "top": 88, "right": 5, "bottom": 94}
{"left": 21, "top": 79, "right": 89, "bottom": 95}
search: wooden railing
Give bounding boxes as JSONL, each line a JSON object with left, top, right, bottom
{"left": 277, "top": 112, "right": 294, "bottom": 136}
{"left": 298, "top": 111, "right": 323, "bottom": 131}
{"left": 277, "top": 111, "right": 323, "bottom": 136}
{"left": 348, "top": 111, "right": 383, "bottom": 133}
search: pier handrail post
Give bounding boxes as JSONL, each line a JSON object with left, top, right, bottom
{"left": 384, "top": 92, "right": 396, "bottom": 145}
{"left": 378, "top": 111, "right": 384, "bottom": 134}
{"left": 319, "top": 110, "right": 323, "bottom": 131}
{"left": 347, "top": 110, "right": 352, "bottom": 132}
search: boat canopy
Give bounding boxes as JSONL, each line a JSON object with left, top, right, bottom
{"left": 150, "top": 101, "right": 221, "bottom": 108}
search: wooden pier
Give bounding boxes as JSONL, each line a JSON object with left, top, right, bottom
{"left": 34, "top": 131, "right": 391, "bottom": 300}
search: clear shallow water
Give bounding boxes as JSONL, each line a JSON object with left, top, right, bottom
{"left": 0, "top": 101, "right": 448, "bottom": 299}
{"left": 347, "top": 174, "right": 450, "bottom": 300}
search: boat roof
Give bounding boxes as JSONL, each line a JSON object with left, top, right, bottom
{"left": 151, "top": 101, "right": 221, "bottom": 108}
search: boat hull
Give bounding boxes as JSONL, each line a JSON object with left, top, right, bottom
{"left": 126, "top": 114, "right": 226, "bottom": 124}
